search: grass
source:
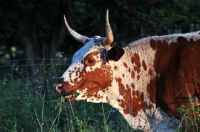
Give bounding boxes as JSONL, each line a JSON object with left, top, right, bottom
{"left": 0, "top": 56, "right": 199, "bottom": 132}
{"left": 0, "top": 57, "right": 132, "bottom": 132}
{"left": 175, "top": 83, "right": 200, "bottom": 132}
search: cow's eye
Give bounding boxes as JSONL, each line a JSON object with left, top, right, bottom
{"left": 84, "top": 57, "right": 95, "bottom": 66}
{"left": 88, "top": 59, "right": 94, "bottom": 63}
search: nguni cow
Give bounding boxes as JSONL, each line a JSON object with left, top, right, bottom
{"left": 55, "top": 10, "right": 200, "bottom": 132}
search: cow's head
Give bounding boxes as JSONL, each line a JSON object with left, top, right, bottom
{"left": 55, "top": 10, "right": 124, "bottom": 102}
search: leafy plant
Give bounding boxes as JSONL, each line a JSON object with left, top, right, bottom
{"left": 176, "top": 85, "right": 200, "bottom": 132}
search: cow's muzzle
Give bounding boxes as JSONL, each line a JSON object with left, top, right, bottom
{"left": 55, "top": 83, "right": 63, "bottom": 94}
{"left": 54, "top": 78, "right": 76, "bottom": 101}
{"left": 54, "top": 78, "right": 64, "bottom": 94}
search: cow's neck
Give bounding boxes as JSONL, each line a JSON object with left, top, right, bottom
{"left": 107, "top": 39, "right": 156, "bottom": 108}
{"left": 104, "top": 38, "right": 179, "bottom": 131}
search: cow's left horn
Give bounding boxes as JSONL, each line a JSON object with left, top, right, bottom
{"left": 102, "top": 9, "right": 114, "bottom": 48}
{"left": 64, "top": 16, "right": 88, "bottom": 43}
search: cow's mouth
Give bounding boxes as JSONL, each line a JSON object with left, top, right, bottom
{"left": 63, "top": 93, "right": 79, "bottom": 102}
{"left": 54, "top": 83, "right": 80, "bottom": 101}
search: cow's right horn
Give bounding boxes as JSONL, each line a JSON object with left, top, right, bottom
{"left": 102, "top": 9, "right": 114, "bottom": 48}
{"left": 64, "top": 16, "right": 88, "bottom": 44}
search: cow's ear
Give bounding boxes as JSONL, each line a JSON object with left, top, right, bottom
{"left": 107, "top": 46, "right": 125, "bottom": 61}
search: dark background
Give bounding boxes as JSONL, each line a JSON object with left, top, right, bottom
{"left": 0, "top": 0, "right": 200, "bottom": 75}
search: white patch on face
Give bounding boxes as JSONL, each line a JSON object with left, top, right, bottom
{"left": 85, "top": 66, "right": 91, "bottom": 72}
{"left": 61, "top": 38, "right": 102, "bottom": 85}
{"left": 76, "top": 88, "right": 107, "bottom": 102}
{"left": 61, "top": 62, "right": 84, "bottom": 86}
{"left": 72, "top": 38, "right": 96, "bottom": 63}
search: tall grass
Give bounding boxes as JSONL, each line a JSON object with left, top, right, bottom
{"left": 176, "top": 83, "right": 200, "bottom": 132}
{"left": 0, "top": 57, "right": 132, "bottom": 132}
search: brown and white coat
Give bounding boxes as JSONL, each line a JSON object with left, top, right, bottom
{"left": 56, "top": 10, "right": 200, "bottom": 132}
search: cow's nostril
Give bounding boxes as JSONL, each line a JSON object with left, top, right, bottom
{"left": 55, "top": 84, "right": 63, "bottom": 91}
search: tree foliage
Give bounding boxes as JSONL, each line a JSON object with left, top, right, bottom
{"left": 0, "top": 0, "right": 200, "bottom": 74}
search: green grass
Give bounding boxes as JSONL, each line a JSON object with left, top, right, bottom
{"left": 0, "top": 80, "right": 132, "bottom": 132}
{"left": 0, "top": 58, "right": 133, "bottom": 132}
{"left": 175, "top": 84, "right": 200, "bottom": 132}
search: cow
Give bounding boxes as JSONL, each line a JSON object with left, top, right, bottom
{"left": 55, "top": 10, "right": 200, "bottom": 132}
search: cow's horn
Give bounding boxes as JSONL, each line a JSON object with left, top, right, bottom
{"left": 64, "top": 15, "right": 88, "bottom": 43}
{"left": 102, "top": 9, "right": 114, "bottom": 47}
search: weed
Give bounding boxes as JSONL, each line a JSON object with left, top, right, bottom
{"left": 176, "top": 84, "right": 200, "bottom": 132}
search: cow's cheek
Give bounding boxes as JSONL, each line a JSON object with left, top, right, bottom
{"left": 70, "top": 63, "right": 112, "bottom": 93}
{"left": 61, "top": 72, "right": 85, "bottom": 94}
{"left": 87, "top": 64, "right": 112, "bottom": 88}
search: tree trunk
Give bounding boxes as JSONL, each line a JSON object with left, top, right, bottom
{"left": 50, "top": 0, "right": 73, "bottom": 58}
{"left": 20, "top": 22, "right": 38, "bottom": 77}
{"left": 50, "top": 23, "right": 67, "bottom": 59}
